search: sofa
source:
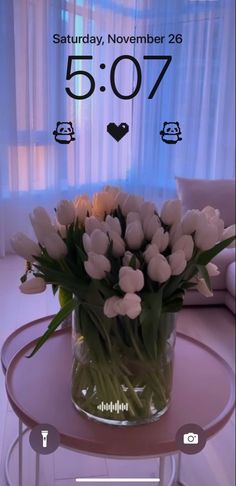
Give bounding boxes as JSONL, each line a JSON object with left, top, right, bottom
{"left": 176, "top": 177, "right": 236, "bottom": 314}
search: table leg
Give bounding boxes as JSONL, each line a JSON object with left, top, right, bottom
{"left": 18, "top": 419, "right": 23, "bottom": 486}
{"left": 35, "top": 452, "right": 40, "bottom": 486}
{"left": 175, "top": 452, "right": 188, "bottom": 486}
{"left": 159, "top": 456, "right": 166, "bottom": 486}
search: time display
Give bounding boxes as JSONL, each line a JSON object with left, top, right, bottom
{"left": 65, "top": 55, "right": 172, "bottom": 100}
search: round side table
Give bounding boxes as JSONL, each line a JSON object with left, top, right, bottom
{"left": 2, "top": 322, "right": 235, "bottom": 486}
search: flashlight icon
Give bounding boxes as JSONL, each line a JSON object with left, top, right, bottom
{"left": 41, "top": 430, "right": 49, "bottom": 448}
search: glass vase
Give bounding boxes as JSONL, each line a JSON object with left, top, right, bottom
{"left": 71, "top": 299, "right": 176, "bottom": 426}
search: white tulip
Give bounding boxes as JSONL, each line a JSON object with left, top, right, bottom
{"left": 160, "top": 199, "right": 182, "bottom": 225}
{"left": 126, "top": 212, "right": 141, "bottom": 224}
{"left": 119, "top": 266, "right": 144, "bottom": 293}
{"left": 55, "top": 221, "right": 67, "bottom": 239}
{"left": 147, "top": 255, "right": 171, "bottom": 283}
{"left": 125, "top": 221, "right": 144, "bottom": 250}
{"left": 30, "top": 207, "right": 54, "bottom": 244}
{"left": 115, "top": 191, "right": 129, "bottom": 210}
{"left": 121, "top": 194, "right": 143, "bottom": 216}
{"left": 74, "top": 195, "right": 92, "bottom": 224}
{"left": 168, "top": 250, "right": 187, "bottom": 276}
{"left": 181, "top": 210, "right": 201, "bottom": 235}
{"left": 202, "top": 206, "right": 220, "bottom": 221}
{"left": 196, "top": 277, "right": 213, "bottom": 298}
{"left": 105, "top": 215, "right": 122, "bottom": 235}
{"left": 84, "top": 252, "right": 111, "bottom": 279}
{"left": 84, "top": 216, "right": 103, "bottom": 235}
{"left": 104, "top": 296, "right": 123, "bottom": 318}
{"left": 56, "top": 200, "right": 75, "bottom": 226}
{"left": 103, "top": 293, "right": 142, "bottom": 319}
{"left": 122, "top": 251, "right": 140, "bottom": 268}
{"left": 172, "top": 235, "right": 194, "bottom": 261}
{"left": 206, "top": 262, "right": 220, "bottom": 277}
{"left": 222, "top": 224, "right": 236, "bottom": 248}
{"left": 169, "top": 222, "right": 183, "bottom": 246}
{"left": 194, "top": 223, "right": 219, "bottom": 251}
{"left": 11, "top": 233, "right": 41, "bottom": 262}
{"left": 139, "top": 201, "right": 156, "bottom": 223}
{"left": 122, "top": 293, "right": 142, "bottom": 319}
{"left": 152, "top": 227, "right": 169, "bottom": 252}
{"left": 82, "top": 229, "right": 109, "bottom": 255}
{"left": 143, "top": 243, "right": 159, "bottom": 263}
{"left": 143, "top": 215, "right": 161, "bottom": 240}
{"left": 43, "top": 232, "right": 68, "bottom": 260}
{"left": 201, "top": 206, "right": 224, "bottom": 240}
{"left": 103, "top": 185, "right": 120, "bottom": 196}
{"left": 107, "top": 230, "right": 126, "bottom": 257}
{"left": 19, "top": 277, "right": 46, "bottom": 294}
{"left": 92, "top": 191, "right": 114, "bottom": 218}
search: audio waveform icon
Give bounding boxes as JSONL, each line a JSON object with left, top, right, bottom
{"left": 97, "top": 400, "right": 129, "bottom": 414}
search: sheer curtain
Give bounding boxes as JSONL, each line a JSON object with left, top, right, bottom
{"left": 0, "top": 0, "right": 235, "bottom": 256}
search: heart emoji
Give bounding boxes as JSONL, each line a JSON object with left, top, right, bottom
{"left": 107, "top": 123, "right": 129, "bottom": 142}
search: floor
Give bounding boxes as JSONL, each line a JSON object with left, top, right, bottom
{"left": 0, "top": 255, "right": 235, "bottom": 486}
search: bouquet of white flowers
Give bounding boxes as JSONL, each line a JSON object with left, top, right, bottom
{"left": 12, "top": 186, "right": 235, "bottom": 425}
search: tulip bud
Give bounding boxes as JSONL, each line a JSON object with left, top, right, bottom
{"left": 19, "top": 277, "right": 46, "bottom": 294}
{"left": 125, "top": 221, "right": 144, "bottom": 250}
{"left": 92, "top": 191, "right": 114, "bottom": 218}
{"left": 85, "top": 216, "right": 103, "bottom": 235}
{"left": 139, "top": 201, "right": 156, "bottom": 223}
{"left": 206, "top": 262, "right": 220, "bottom": 277}
{"left": 122, "top": 251, "right": 140, "bottom": 268}
{"left": 147, "top": 254, "right": 171, "bottom": 283}
{"left": 84, "top": 252, "right": 111, "bottom": 279}
{"left": 121, "top": 194, "right": 143, "bottom": 216}
{"left": 222, "top": 224, "right": 236, "bottom": 248}
{"left": 105, "top": 215, "right": 122, "bottom": 235}
{"left": 103, "top": 186, "right": 121, "bottom": 210}
{"left": 107, "top": 230, "right": 126, "bottom": 257}
{"left": 126, "top": 212, "right": 141, "bottom": 224}
{"left": 29, "top": 207, "right": 54, "bottom": 244}
{"left": 56, "top": 200, "right": 75, "bottom": 226}
{"left": 143, "top": 243, "right": 159, "bottom": 264}
{"left": 83, "top": 229, "right": 109, "bottom": 255}
{"left": 196, "top": 278, "right": 213, "bottom": 297}
{"left": 172, "top": 235, "right": 194, "bottom": 261}
{"left": 75, "top": 195, "right": 92, "bottom": 224}
{"left": 168, "top": 250, "right": 187, "bottom": 276}
{"left": 194, "top": 223, "right": 219, "bottom": 251}
{"left": 43, "top": 232, "right": 68, "bottom": 260}
{"left": 143, "top": 215, "right": 161, "bottom": 241}
{"left": 11, "top": 233, "right": 41, "bottom": 262}
{"left": 160, "top": 199, "right": 182, "bottom": 226}
{"left": 119, "top": 266, "right": 144, "bottom": 293}
{"left": 104, "top": 296, "right": 123, "bottom": 318}
{"left": 152, "top": 227, "right": 169, "bottom": 252}
{"left": 169, "top": 222, "right": 183, "bottom": 246}
{"left": 122, "top": 293, "right": 142, "bottom": 319}
{"left": 181, "top": 210, "right": 201, "bottom": 235}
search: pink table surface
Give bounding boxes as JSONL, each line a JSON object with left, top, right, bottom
{"left": 1, "top": 316, "right": 55, "bottom": 374}
{"left": 5, "top": 328, "right": 235, "bottom": 458}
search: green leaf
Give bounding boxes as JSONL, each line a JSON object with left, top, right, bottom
{"left": 58, "top": 287, "right": 72, "bottom": 307}
{"left": 129, "top": 254, "right": 137, "bottom": 270}
{"left": 196, "top": 236, "right": 235, "bottom": 265}
{"left": 140, "top": 288, "right": 163, "bottom": 359}
{"left": 26, "top": 298, "right": 76, "bottom": 358}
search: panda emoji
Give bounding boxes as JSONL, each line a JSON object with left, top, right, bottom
{"left": 53, "top": 122, "right": 75, "bottom": 144}
{"left": 160, "top": 122, "right": 182, "bottom": 144}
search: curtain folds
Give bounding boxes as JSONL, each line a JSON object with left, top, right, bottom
{"left": 0, "top": 0, "right": 235, "bottom": 256}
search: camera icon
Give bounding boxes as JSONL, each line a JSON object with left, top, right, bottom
{"left": 183, "top": 433, "right": 199, "bottom": 445}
